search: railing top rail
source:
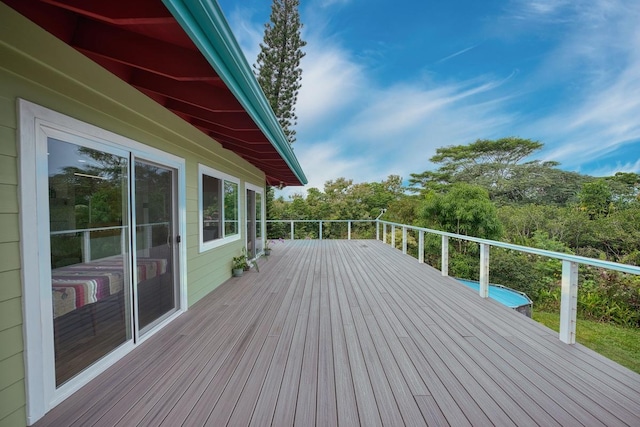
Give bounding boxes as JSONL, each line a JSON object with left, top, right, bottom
{"left": 266, "top": 219, "right": 375, "bottom": 223}
{"left": 378, "top": 220, "right": 640, "bottom": 275}
{"left": 266, "top": 218, "right": 639, "bottom": 275}
{"left": 50, "top": 225, "right": 126, "bottom": 235}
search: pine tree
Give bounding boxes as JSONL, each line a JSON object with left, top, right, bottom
{"left": 254, "top": 0, "right": 306, "bottom": 145}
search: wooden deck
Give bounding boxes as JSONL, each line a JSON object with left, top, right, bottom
{"left": 36, "top": 240, "right": 640, "bottom": 426}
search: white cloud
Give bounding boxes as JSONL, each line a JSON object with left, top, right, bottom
{"left": 517, "top": 0, "right": 640, "bottom": 172}
{"left": 296, "top": 43, "right": 365, "bottom": 132}
{"left": 277, "top": 141, "right": 371, "bottom": 198}
{"left": 222, "top": 7, "right": 263, "bottom": 65}
{"left": 589, "top": 158, "right": 640, "bottom": 178}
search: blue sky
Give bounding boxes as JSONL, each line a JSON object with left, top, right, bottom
{"left": 217, "top": 0, "right": 640, "bottom": 197}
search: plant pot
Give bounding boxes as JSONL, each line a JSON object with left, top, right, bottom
{"left": 232, "top": 268, "right": 244, "bottom": 277}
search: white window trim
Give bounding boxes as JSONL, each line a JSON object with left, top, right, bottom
{"left": 198, "top": 164, "right": 241, "bottom": 252}
{"left": 18, "top": 99, "right": 188, "bottom": 424}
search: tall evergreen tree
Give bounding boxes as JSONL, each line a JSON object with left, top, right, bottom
{"left": 254, "top": 0, "right": 306, "bottom": 145}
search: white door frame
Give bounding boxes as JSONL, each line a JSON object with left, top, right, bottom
{"left": 18, "top": 99, "right": 187, "bottom": 424}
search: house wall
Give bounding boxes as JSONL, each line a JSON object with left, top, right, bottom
{"left": 0, "top": 5, "right": 266, "bottom": 425}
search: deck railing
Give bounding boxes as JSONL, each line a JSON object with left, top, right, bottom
{"left": 267, "top": 219, "right": 640, "bottom": 345}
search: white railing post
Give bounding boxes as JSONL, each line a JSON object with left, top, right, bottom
{"left": 402, "top": 226, "right": 407, "bottom": 254}
{"left": 391, "top": 225, "right": 396, "bottom": 248}
{"left": 82, "top": 230, "right": 91, "bottom": 263}
{"left": 479, "top": 243, "right": 490, "bottom": 298}
{"left": 376, "top": 221, "right": 380, "bottom": 240}
{"left": 441, "top": 235, "right": 449, "bottom": 276}
{"left": 559, "top": 260, "right": 578, "bottom": 344}
{"left": 348, "top": 221, "right": 352, "bottom": 240}
{"left": 319, "top": 221, "right": 323, "bottom": 240}
{"left": 418, "top": 231, "right": 424, "bottom": 263}
{"left": 383, "top": 223, "right": 387, "bottom": 243}
{"left": 121, "top": 227, "right": 127, "bottom": 260}
{"left": 290, "top": 220, "right": 294, "bottom": 240}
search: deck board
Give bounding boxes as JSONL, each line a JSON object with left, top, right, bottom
{"left": 34, "top": 240, "right": 640, "bottom": 427}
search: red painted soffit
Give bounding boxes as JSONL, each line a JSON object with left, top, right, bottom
{"left": 4, "top": 0, "right": 301, "bottom": 186}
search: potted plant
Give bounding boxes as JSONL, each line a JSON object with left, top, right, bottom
{"left": 263, "top": 237, "right": 283, "bottom": 256}
{"left": 232, "top": 252, "right": 248, "bottom": 277}
{"left": 232, "top": 247, "right": 260, "bottom": 276}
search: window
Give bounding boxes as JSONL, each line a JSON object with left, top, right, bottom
{"left": 199, "top": 164, "right": 240, "bottom": 251}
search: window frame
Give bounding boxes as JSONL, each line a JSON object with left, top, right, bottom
{"left": 198, "top": 164, "right": 241, "bottom": 252}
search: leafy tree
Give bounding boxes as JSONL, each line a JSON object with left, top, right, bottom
{"left": 418, "top": 183, "right": 503, "bottom": 243}
{"left": 606, "top": 172, "right": 640, "bottom": 208}
{"left": 410, "top": 137, "right": 541, "bottom": 189}
{"left": 495, "top": 163, "right": 585, "bottom": 206}
{"left": 254, "top": 0, "right": 306, "bottom": 144}
{"left": 578, "top": 179, "right": 613, "bottom": 219}
{"left": 497, "top": 204, "right": 593, "bottom": 250}
{"left": 409, "top": 137, "right": 585, "bottom": 206}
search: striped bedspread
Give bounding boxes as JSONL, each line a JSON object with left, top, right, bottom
{"left": 52, "top": 257, "right": 168, "bottom": 318}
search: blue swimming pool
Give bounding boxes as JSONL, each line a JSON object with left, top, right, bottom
{"left": 457, "top": 279, "right": 532, "bottom": 316}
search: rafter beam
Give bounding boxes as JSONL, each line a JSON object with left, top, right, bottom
{"left": 130, "top": 70, "right": 244, "bottom": 112}
{"left": 165, "top": 99, "right": 256, "bottom": 131}
{"left": 72, "top": 19, "right": 216, "bottom": 82}
{"left": 186, "top": 117, "right": 264, "bottom": 143}
{"left": 41, "top": 0, "right": 173, "bottom": 25}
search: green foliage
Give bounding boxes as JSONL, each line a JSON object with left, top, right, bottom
{"left": 254, "top": 0, "right": 306, "bottom": 144}
{"left": 579, "top": 179, "right": 613, "bottom": 218}
{"left": 409, "top": 137, "right": 585, "bottom": 205}
{"left": 606, "top": 172, "right": 640, "bottom": 208}
{"left": 418, "top": 183, "right": 502, "bottom": 240}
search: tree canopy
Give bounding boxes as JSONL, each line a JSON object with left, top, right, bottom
{"left": 409, "top": 137, "right": 586, "bottom": 205}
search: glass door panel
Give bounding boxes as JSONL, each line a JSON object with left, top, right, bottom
{"left": 246, "top": 189, "right": 263, "bottom": 258}
{"left": 246, "top": 189, "right": 256, "bottom": 258}
{"left": 256, "top": 191, "right": 263, "bottom": 254}
{"left": 48, "top": 138, "right": 131, "bottom": 387}
{"left": 134, "top": 161, "right": 178, "bottom": 332}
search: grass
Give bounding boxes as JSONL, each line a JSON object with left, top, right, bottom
{"left": 533, "top": 311, "right": 640, "bottom": 374}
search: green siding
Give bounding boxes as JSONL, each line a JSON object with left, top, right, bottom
{"left": 0, "top": 185, "right": 17, "bottom": 214}
{"left": 0, "top": 4, "right": 269, "bottom": 425}
{"left": 0, "top": 299, "right": 21, "bottom": 332}
{"left": 0, "top": 243, "right": 20, "bottom": 274}
{"left": 0, "top": 127, "right": 16, "bottom": 156}
{"left": 0, "top": 354, "right": 23, "bottom": 392}
{"left": 0, "top": 326, "right": 22, "bottom": 362}
{"left": 0, "top": 155, "right": 16, "bottom": 185}
{"left": 0, "top": 215, "right": 19, "bottom": 243}
{"left": 0, "top": 381, "right": 25, "bottom": 423}
{"left": 0, "top": 271, "right": 20, "bottom": 302}
{"left": 0, "top": 407, "right": 25, "bottom": 427}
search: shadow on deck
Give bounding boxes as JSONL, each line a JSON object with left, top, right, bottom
{"left": 36, "top": 240, "right": 640, "bottom": 426}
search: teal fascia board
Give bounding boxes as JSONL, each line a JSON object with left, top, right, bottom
{"left": 162, "top": 0, "right": 307, "bottom": 185}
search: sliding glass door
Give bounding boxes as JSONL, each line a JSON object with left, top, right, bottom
{"left": 134, "top": 160, "right": 179, "bottom": 332}
{"left": 48, "top": 138, "right": 132, "bottom": 386}
{"left": 246, "top": 186, "right": 264, "bottom": 258}
{"left": 47, "top": 141, "right": 180, "bottom": 386}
